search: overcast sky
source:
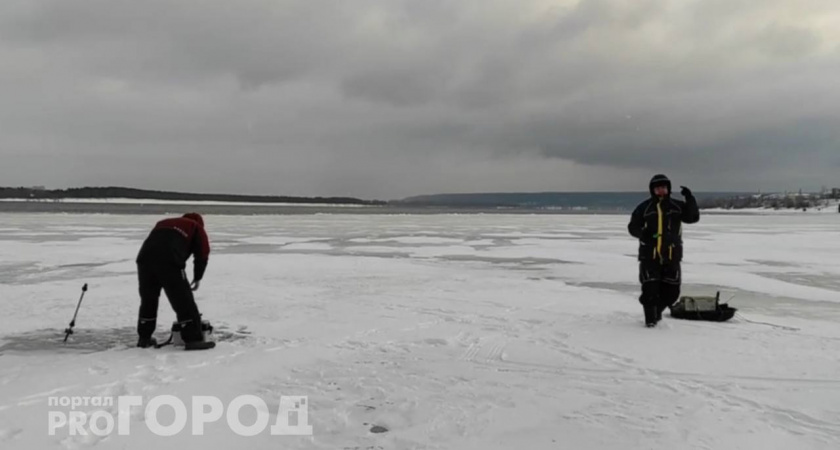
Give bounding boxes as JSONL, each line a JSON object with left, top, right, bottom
{"left": 1, "top": 0, "right": 838, "bottom": 200}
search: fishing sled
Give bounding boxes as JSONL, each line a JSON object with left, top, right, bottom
{"left": 669, "top": 292, "right": 737, "bottom": 322}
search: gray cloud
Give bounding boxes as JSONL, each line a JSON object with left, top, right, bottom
{"left": 1, "top": 0, "right": 838, "bottom": 199}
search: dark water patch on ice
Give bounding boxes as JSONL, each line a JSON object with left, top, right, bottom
{"left": 755, "top": 272, "right": 840, "bottom": 291}
{"left": 747, "top": 259, "right": 799, "bottom": 268}
{"left": 0, "top": 262, "right": 42, "bottom": 284}
{"left": 369, "top": 425, "right": 388, "bottom": 434}
{"left": 438, "top": 255, "right": 577, "bottom": 266}
{"left": 0, "top": 327, "right": 136, "bottom": 355}
{"left": 216, "top": 243, "right": 286, "bottom": 254}
{"left": 0, "top": 260, "right": 131, "bottom": 285}
{"left": 564, "top": 280, "right": 638, "bottom": 293}
{"left": 0, "top": 324, "right": 253, "bottom": 356}
{"left": 0, "top": 233, "right": 84, "bottom": 243}
{"left": 56, "top": 262, "right": 115, "bottom": 269}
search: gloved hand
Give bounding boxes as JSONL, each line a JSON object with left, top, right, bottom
{"left": 190, "top": 280, "right": 200, "bottom": 292}
{"left": 680, "top": 185, "right": 692, "bottom": 197}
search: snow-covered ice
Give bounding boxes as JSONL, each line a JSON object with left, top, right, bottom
{"left": 1, "top": 212, "right": 839, "bottom": 449}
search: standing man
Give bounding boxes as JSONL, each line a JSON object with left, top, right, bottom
{"left": 135, "top": 212, "right": 215, "bottom": 350}
{"left": 628, "top": 175, "right": 700, "bottom": 327}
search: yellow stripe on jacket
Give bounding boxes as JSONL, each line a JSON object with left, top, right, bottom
{"left": 656, "top": 200, "right": 663, "bottom": 260}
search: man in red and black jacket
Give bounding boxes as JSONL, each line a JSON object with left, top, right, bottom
{"left": 135, "top": 213, "right": 214, "bottom": 350}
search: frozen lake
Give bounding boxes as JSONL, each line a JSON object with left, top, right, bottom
{"left": 1, "top": 212, "right": 839, "bottom": 449}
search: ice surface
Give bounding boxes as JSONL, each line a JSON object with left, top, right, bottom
{"left": 1, "top": 213, "right": 839, "bottom": 449}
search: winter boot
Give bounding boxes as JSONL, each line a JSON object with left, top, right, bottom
{"left": 643, "top": 304, "right": 657, "bottom": 327}
{"left": 137, "top": 337, "right": 157, "bottom": 348}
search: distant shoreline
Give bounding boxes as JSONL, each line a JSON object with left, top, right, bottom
{"left": 0, "top": 199, "right": 836, "bottom": 216}
{"left": 0, "top": 201, "right": 626, "bottom": 216}
{"left": 0, "top": 186, "right": 385, "bottom": 206}
{"left": 2, "top": 186, "right": 836, "bottom": 214}
{"left": 0, "top": 197, "right": 375, "bottom": 208}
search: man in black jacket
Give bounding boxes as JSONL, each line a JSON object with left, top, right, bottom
{"left": 628, "top": 174, "right": 700, "bottom": 327}
{"left": 135, "top": 212, "right": 215, "bottom": 350}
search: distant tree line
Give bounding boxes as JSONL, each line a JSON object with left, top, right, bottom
{"left": 0, "top": 186, "right": 386, "bottom": 206}
{"left": 697, "top": 191, "right": 840, "bottom": 211}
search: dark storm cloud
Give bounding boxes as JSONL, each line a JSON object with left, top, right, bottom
{"left": 0, "top": 0, "right": 838, "bottom": 198}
